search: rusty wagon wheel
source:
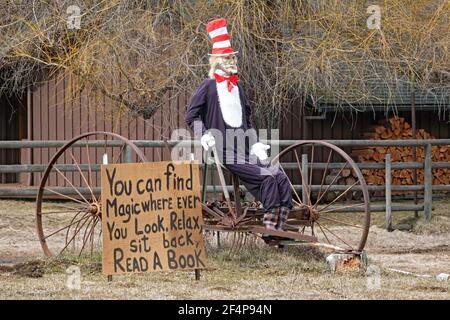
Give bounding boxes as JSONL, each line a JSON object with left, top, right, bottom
{"left": 271, "top": 141, "right": 371, "bottom": 252}
{"left": 36, "top": 131, "right": 147, "bottom": 257}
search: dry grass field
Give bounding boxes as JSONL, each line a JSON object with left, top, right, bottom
{"left": 0, "top": 199, "right": 449, "bottom": 300}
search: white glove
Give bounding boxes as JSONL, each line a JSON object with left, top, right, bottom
{"left": 200, "top": 132, "right": 216, "bottom": 151}
{"left": 250, "top": 142, "right": 270, "bottom": 161}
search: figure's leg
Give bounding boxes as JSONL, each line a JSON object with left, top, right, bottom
{"left": 274, "top": 171, "right": 293, "bottom": 208}
{"left": 225, "top": 163, "right": 281, "bottom": 230}
{"left": 260, "top": 175, "right": 281, "bottom": 230}
{"left": 274, "top": 171, "right": 293, "bottom": 230}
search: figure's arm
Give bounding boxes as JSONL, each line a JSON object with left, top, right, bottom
{"left": 185, "top": 80, "right": 216, "bottom": 150}
{"left": 185, "top": 79, "right": 208, "bottom": 135}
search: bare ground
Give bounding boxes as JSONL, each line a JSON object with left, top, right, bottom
{"left": 0, "top": 199, "right": 449, "bottom": 300}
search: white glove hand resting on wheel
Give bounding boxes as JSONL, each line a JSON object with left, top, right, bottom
{"left": 200, "top": 132, "right": 216, "bottom": 151}
{"left": 250, "top": 142, "right": 270, "bottom": 161}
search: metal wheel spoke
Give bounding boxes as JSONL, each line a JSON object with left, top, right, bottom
{"left": 113, "top": 143, "right": 126, "bottom": 164}
{"left": 313, "top": 162, "right": 348, "bottom": 209}
{"left": 316, "top": 222, "right": 332, "bottom": 244}
{"left": 65, "top": 211, "right": 86, "bottom": 247}
{"left": 43, "top": 214, "right": 90, "bottom": 240}
{"left": 90, "top": 218, "right": 99, "bottom": 256}
{"left": 59, "top": 214, "right": 91, "bottom": 255}
{"left": 319, "top": 180, "right": 360, "bottom": 212}
{"left": 68, "top": 150, "right": 97, "bottom": 202}
{"left": 71, "top": 214, "right": 90, "bottom": 251}
{"left": 89, "top": 217, "right": 100, "bottom": 256}
{"left": 44, "top": 187, "right": 89, "bottom": 206}
{"left": 41, "top": 209, "right": 85, "bottom": 215}
{"left": 278, "top": 163, "right": 303, "bottom": 206}
{"left": 316, "top": 222, "right": 353, "bottom": 249}
{"left": 46, "top": 203, "right": 87, "bottom": 212}
{"left": 85, "top": 143, "right": 93, "bottom": 188}
{"left": 52, "top": 166, "right": 91, "bottom": 205}
{"left": 315, "top": 149, "right": 333, "bottom": 207}
{"left": 81, "top": 216, "right": 95, "bottom": 245}
{"left": 78, "top": 216, "right": 97, "bottom": 256}
{"left": 319, "top": 216, "right": 363, "bottom": 229}
{"left": 319, "top": 202, "right": 365, "bottom": 214}
{"left": 300, "top": 226, "right": 306, "bottom": 234}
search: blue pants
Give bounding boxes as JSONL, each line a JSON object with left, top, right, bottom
{"left": 225, "top": 162, "right": 293, "bottom": 210}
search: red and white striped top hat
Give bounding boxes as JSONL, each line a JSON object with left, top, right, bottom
{"left": 206, "top": 18, "right": 238, "bottom": 56}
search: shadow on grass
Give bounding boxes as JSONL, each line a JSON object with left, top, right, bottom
{"left": 206, "top": 240, "right": 327, "bottom": 274}
{"left": 0, "top": 253, "right": 103, "bottom": 278}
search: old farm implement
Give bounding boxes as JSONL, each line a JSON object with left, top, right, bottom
{"left": 35, "top": 132, "right": 371, "bottom": 257}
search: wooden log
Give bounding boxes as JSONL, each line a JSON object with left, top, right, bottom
{"left": 325, "top": 174, "right": 341, "bottom": 185}
{"left": 373, "top": 152, "right": 383, "bottom": 161}
{"left": 381, "top": 129, "right": 393, "bottom": 139}
{"left": 341, "top": 168, "right": 351, "bottom": 178}
{"left": 361, "top": 132, "right": 378, "bottom": 139}
{"left": 375, "top": 126, "right": 386, "bottom": 135}
{"left": 352, "top": 148, "right": 374, "bottom": 157}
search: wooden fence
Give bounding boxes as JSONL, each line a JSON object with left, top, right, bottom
{"left": 1, "top": 138, "right": 450, "bottom": 223}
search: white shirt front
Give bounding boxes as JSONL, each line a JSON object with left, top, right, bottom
{"left": 215, "top": 71, "right": 243, "bottom": 128}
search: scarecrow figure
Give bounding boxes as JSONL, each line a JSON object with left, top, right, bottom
{"left": 185, "top": 18, "right": 292, "bottom": 231}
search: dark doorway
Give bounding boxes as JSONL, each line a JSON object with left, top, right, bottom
{"left": 0, "top": 91, "right": 27, "bottom": 183}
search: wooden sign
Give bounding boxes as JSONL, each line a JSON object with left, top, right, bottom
{"left": 101, "top": 161, "right": 207, "bottom": 275}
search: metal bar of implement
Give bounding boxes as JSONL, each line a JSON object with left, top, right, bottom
{"left": 201, "top": 162, "right": 209, "bottom": 202}
{"left": 210, "top": 145, "right": 234, "bottom": 217}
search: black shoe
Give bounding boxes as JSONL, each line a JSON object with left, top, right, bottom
{"left": 262, "top": 234, "right": 276, "bottom": 243}
{"left": 262, "top": 234, "right": 290, "bottom": 243}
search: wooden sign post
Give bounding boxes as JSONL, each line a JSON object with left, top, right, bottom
{"left": 101, "top": 161, "right": 207, "bottom": 277}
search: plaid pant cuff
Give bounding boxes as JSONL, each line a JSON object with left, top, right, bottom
{"left": 277, "top": 207, "right": 290, "bottom": 230}
{"left": 263, "top": 212, "right": 278, "bottom": 230}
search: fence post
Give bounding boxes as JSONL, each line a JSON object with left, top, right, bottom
{"left": 301, "top": 154, "right": 309, "bottom": 204}
{"left": 124, "top": 144, "right": 132, "bottom": 163}
{"left": 424, "top": 143, "right": 432, "bottom": 220}
{"left": 385, "top": 153, "right": 392, "bottom": 231}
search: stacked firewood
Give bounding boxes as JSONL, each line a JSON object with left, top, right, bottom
{"left": 323, "top": 168, "right": 361, "bottom": 201}
{"left": 352, "top": 117, "right": 450, "bottom": 189}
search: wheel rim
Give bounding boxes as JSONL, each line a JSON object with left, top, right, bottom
{"left": 36, "top": 131, "right": 147, "bottom": 257}
{"left": 271, "top": 141, "right": 371, "bottom": 251}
